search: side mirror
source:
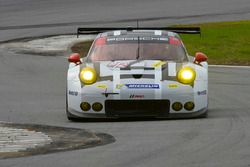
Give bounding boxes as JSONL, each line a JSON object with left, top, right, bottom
{"left": 194, "top": 52, "right": 207, "bottom": 64}
{"left": 68, "top": 53, "right": 81, "bottom": 65}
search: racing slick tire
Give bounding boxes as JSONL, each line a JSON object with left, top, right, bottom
{"left": 198, "top": 110, "right": 208, "bottom": 118}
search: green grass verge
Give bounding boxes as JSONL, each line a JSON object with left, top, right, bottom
{"left": 179, "top": 20, "right": 250, "bottom": 65}
{"left": 71, "top": 21, "right": 250, "bottom": 65}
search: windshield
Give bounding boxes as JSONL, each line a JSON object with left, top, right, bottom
{"left": 88, "top": 36, "right": 188, "bottom": 62}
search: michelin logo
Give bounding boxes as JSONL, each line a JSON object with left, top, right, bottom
{"left": 125, "top": 84, "right": 159, "bottom": 89}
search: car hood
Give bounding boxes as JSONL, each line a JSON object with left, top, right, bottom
{"left": 100, "top": 60, "right": 166, "bottom": 69}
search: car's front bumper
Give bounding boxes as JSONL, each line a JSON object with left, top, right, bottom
{"left": 67, "top": 79, "right": 208, "bottom": 119}
{"left": 67, "top": 105, "right": 208, "bottom": 119}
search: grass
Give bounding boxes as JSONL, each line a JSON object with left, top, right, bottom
{"left": 71, "top": 21, "right": 250, "bottom": 65}
{"left": 179, "top": 20, "right": 250, "bottom": 65}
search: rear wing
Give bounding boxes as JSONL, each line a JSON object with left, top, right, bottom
{"left": 77, "top": 27, "right": 201, "bottom": 37}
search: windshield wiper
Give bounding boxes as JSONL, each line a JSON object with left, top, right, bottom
{"left": 122, "top": 36, "right": 141, "bottom": 69}
{"left": 136, "top": 36, "right": 140, "bottom": 60}
{"left": 126, "top": 59, "right": 143, "bottom": 68}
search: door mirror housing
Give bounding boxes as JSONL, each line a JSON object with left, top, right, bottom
{"left": 68, "top": 53, "right": 81, "bottom": 65}
{"left": 194, "top": 52, "right": 207, "bottom": 64}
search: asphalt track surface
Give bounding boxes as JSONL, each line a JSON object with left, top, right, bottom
{"left": 0, "top": 0, "right": 250, "bottom": 166}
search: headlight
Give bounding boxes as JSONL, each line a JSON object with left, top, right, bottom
{"left": 177, "top": 66, "right": 196, "bottom": 84}
{"left": 80, "top": 67, "right": 97, "bottom": 84}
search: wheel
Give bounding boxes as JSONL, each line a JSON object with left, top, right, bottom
{"left": 66, "top": 110, "right": 80, "bottom": 121}
{"left": 198, "top": 110, "right": 208, "bottom": 118}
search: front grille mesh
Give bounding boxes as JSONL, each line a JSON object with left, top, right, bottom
{"left": 105, "top": 100, "right": 170, "bottom": 117}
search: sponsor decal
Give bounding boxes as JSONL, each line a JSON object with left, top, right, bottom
{"left": 102, "top": 89, "right": 119, "bottom": 97}
{"left": 68, "top": 90, "right": 78, "bottom": 96}
{"left": 152, "top": 61, "right": 166, "bottom": 68}
{"left": 125, "top": 84, "right": 159, "bottom": 89}
{"left": 168, "top": 84, "right": 178, "bottom": 88}
{"left": 107, "top": 62, "right": 129, "bottom": 68}
{"left": 107, "top": 37, "right": 169, "bottom": 42}
{"left": 129, "top": 94, "right": 145, "bottom": 99}
{"left": 96, "top": 84, "right": 107, "bottom": 89}
{"left": 198, "top": 90, "right": 207, "bottom": 95}
{"left": 116, "top": 84, "right": 124, "bottom": 89}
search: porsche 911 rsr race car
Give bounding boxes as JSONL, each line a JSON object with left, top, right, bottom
{"left": 66, "top": 27, "right": 208, "bottom": 120}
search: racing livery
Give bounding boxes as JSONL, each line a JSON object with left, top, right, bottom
{"left": 66, "top": 27, "right": 208, "bottom": 120}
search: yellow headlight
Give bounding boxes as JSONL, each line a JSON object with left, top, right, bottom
{"left": 177, "top": 67, "right": 196, "bottom": 84}
{"left": 80, "top": 67, "right": 97, "bottom": 84}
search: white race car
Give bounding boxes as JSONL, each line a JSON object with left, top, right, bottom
{"left": 66, "top": 27, "right": 208, "bottom": 120}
